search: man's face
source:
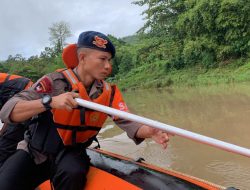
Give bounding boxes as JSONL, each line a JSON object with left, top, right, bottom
{"left": 79, "top": 49, "right": 112, "bottom": 80}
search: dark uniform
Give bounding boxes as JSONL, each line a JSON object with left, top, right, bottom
{"left": 0, "top": 69, "right": 143, "bottom": 190}
{"left": 0, "top": 122, "right": 27, "bottom": 167}
{"left": 0, "top": 74, "right": 33, "bottom": 167}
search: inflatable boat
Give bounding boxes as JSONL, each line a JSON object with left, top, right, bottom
{"left": 37, "top": 148, "right": 236, "bottom": 190}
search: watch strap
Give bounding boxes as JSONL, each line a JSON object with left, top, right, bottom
{"left": 42, "top": 95, "right": 52, "bottom": 110}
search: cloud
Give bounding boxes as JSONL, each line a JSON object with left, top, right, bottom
{"left": 0, "top": 0, "right": 145, "bottom": 60}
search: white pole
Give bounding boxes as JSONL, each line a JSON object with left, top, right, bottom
{"left": 75, "top": 98, "right": 250, "bottom": 158}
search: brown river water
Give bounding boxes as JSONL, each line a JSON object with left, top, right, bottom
{"left": 0, "top": 83, "right": 249, "bottom": 189}
{"left": 97, "top": 83, "right": 250, "bottom": 190}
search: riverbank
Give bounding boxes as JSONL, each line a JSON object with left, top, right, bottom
{"left": 113, "top": 58, "right": 250, "bottom": 90}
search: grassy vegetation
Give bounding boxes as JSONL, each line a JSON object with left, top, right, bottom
{"left": 113, "top": 58, "right": 250, "bottom": 90}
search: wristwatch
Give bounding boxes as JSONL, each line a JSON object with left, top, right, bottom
{"left": 41, "top": 94, "right": 52, "bottom": 110}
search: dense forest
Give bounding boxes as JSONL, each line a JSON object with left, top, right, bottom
{"left": 1, "top": 0, "right": 250, "bottom": 89}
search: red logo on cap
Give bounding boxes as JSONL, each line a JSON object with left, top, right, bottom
{"left": 92, "top": 36, "right": 108, "bottom": 49}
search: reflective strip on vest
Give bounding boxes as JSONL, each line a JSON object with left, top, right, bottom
{"left": 64, "top": 69, "right": 77, "bottom": 85}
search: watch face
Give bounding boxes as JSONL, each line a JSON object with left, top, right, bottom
{"left": 42, "top": 95, "right": 51, "bottom": 104}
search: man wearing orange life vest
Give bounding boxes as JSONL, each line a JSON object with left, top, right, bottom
{"left": 0, "top": 31, "right": 170, "bottom": 190}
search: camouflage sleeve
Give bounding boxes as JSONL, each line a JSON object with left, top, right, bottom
{"left": 114, "top": 119, "right": 144, "bottom": 145}
{"left": 110, "top": 85, "right": 144, "bottom": 144}
{"left": 0, "top": 72, "right": 67, "bottom": 124}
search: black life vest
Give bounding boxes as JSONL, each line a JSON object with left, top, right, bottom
{"left": 0, "top": 73, "right": 33, "bottom": 109}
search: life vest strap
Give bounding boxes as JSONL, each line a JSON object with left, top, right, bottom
{"left": 66, "top": 135, "right": 100, "bottom": 149}
{"left": 80, "top": 108, "right": 85, "bottom": 125}
{"left": 92, "top": 136, "right": 100, "bottom": 149}
{"left": 79, "top": 107, "right": 96, "bottom": 125}
{"left": 55, "top": 123, "right": 100, "bottom": 131}
{"left": 109, "top": 85, "right": 116, "bottom": 107}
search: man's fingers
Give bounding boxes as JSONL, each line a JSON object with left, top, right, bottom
{"left": 66, "top": 92, "right": 79, "bottom": 108}
{"left": 65, "top": 104, "right": 73, "bottom": 112}
{"left": 160, "top": 132, "right": 170, "bottom": 141}
{"left": 67, "top": 98, "right": 78, "bottom": 108}
{"left": 160, "top": 135, "right": 169, "bottom": 144}
{"left": 162, "top": 142, "right": 168, "bottom": 149}
{"left": 71, "top": 92, "right": 79, "bottom": 98}
{"left": 158, "top": 132, "right": 170, "bottom": 149}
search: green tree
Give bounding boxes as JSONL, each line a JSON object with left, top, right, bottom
{"left": 216, "top": 0, "right": 250, "bottom": 59}
{"left": 117, "top": 50, "right": 134, "bottom": 74}
{"left": 133, "top": 0, "right": 186, "bottom": 36}
{"left": 49, "top": 21, "right": 72, "bottom": 54}
{"left": 134, "top": 0, "right": 250, "bottom": 69}
{"left": 40, "top": 47, "right": 57, "bottom": 59}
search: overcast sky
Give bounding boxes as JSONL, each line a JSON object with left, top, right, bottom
{"left": 0, "top": 0, "right": 146, "bottom": 60}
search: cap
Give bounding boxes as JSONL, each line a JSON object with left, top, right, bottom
{"left": 77, "top": 31, "right": 116, "bottom": 58}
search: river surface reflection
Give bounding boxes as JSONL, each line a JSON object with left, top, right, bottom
{"left": 0, "top": 84, "right": 249, "bottom": 189}
{"left": 98, "top": 83, "right": 250, "bottom": 190}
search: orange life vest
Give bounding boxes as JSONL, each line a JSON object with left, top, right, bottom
{"left": 52, "top": 69, "right": 112, "bottom": 146}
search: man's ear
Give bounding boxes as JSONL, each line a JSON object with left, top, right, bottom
{"left": 78, "top": 52, "right": 86, "bottom": 63}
